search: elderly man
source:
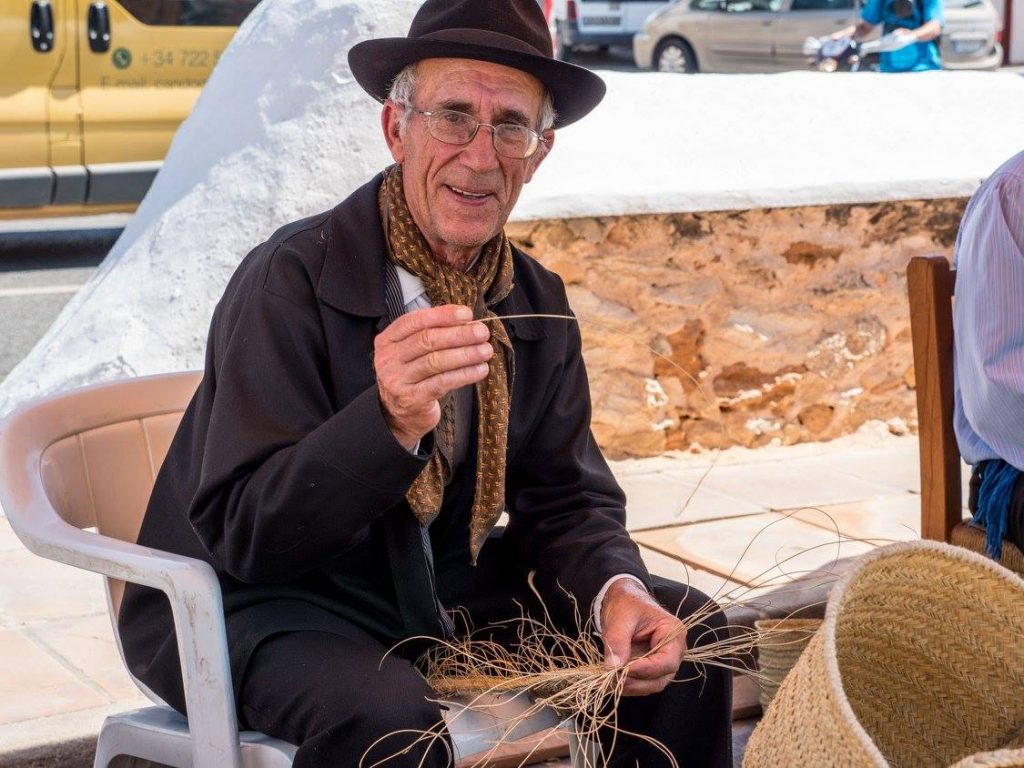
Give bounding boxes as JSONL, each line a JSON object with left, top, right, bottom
{"left": 955, "top": 149, "right": 1024, "bottom": 560}
{"left": 117, "top": 1, "right": 731, "bottom": 765}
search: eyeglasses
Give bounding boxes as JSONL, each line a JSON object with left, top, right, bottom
{"left": 401, "top": 105, "right": 548, "bottom": 160}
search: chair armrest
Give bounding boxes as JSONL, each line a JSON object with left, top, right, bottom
{"left": 7, "top": 511, "right": 242, "bottom": 768}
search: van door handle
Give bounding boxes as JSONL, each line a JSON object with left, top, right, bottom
{"left": 87, "top": 1, "right": 111, "bottom": 53}
{"left": 30, "top": 0, "right": 55, "bottom": 53}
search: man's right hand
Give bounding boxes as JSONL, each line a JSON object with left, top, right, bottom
{"left": 374, "top": 304, "right": 493, "bottom": 451}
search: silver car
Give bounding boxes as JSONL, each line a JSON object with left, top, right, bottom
{"left": 633, "top": 0, "right": 1003, "bottom": 72}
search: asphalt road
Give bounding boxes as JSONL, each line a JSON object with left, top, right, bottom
{"left": 0, "top": 229, "right": 118, "bottom": 384}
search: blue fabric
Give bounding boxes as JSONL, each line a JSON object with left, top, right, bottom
{"left": 861, "top": 0, "right": 943, "bottom": 71}
{"left": 971, "top": 459, "right": 1022, "bottom": 560}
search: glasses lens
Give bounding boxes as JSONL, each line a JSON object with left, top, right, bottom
{"left": 494, "top": 125, "right": 535, "bottom": 159}
{"left": 427, "top": 110, "right": 476, "bottom": 145}
{"left": 421, "top": 108, "right": 540, "bottom": 159}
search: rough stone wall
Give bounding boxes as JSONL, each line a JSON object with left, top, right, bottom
{"left": 506, "top": 198, "right": 967, "bottom": 459}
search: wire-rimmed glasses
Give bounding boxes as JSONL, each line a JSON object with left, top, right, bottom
{"left": 401, "top": 105, "right": 548, "bottom": 160}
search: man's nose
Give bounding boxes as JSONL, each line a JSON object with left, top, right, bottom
{"left": 460, "top": 124, "right": 501, "bottom": 172}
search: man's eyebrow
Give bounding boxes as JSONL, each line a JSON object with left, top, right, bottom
{"left": 436, "top": 99, "right": 475, "bottom": 113}
{"left": 493, "top": 108, "right": 531, "bottom": 126}
{"left": 435, "top": 99, "right": 532, "bottom": 126}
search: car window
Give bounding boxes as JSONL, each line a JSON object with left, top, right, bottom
{"left": 790, "top": 0, "right": 854, "bottom": 9}
{"left": 723, "top": 0, "right": 783, "bottom": 11}
{"left": 117, "top": 0, "right": 262, "bottom": 26}
{"left": 690, "top": 0, "right": 723, "bottom": 8}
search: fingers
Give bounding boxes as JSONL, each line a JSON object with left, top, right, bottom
{"left": 602, "top": 629, "right": 633, "bottom": 671}
{"left": 626, "top": 641, "right": 684, "bottom": 681}
{"left": 610, "top": 618, "right": 687, "bottom": 697}
{"left": 374, "top": 304, "right": 495, "bottom": 447}
{"left": 409, "top": 361, "right": 492, "bottom": 401}
{"left": 400, "top": 342, "right": 494, "bottom": 383}
{"left": 381, "top": 305, "right": 482, "bottom": 344}
{"left": 621, "top": 672, "right": 676, "bottom": 697}
{"left": 399, "top": 324, "right": 492, "bottom": 363}
{"left": 618, "top": 642, "right": 684, "bottom": 697}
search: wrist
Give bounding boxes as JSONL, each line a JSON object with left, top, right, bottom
{"left": 601, "top": 578, "right": 655, "bottom": 626}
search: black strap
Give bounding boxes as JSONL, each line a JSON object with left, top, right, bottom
{"left": 381, "top": 260, "right": 455, "bottom": 639}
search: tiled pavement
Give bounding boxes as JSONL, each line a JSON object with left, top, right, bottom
{"left": 0, "top": 427, "right": 966, "bottom": 766}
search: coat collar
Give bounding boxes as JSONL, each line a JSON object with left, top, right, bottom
{"left": 316, "top": 173, "right": 389, "bottom": 319}
{"left": 316, "top": 172, "right": 546, "bottom": 341}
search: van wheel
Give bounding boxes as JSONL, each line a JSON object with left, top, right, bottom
{"left": 655, "top": 38, "right": 697, "bottom": 73}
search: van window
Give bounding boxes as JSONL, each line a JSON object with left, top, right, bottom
{"left": 118, "top": 0, "right": 261, "bottom": 26}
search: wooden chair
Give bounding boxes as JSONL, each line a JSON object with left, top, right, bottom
{"left": 0, "top": 373, "right": 580, "bottom": 767}
{"left": 906, "top": 255, "right": 1024, "bottom": 573}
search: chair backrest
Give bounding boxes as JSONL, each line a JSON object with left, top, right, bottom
{"left": 906, "top": 255, "right": 961, "bottom": 542}
{"left": 5, "top": 372, "right": 200, "bottom": 616}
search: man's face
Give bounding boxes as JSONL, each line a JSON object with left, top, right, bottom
{"left": 382, "top": 58, "right": 553, "bottom": 264}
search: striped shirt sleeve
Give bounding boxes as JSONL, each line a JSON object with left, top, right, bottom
{"left": 953, "top": 151, "right": 1024, "bottom": 472}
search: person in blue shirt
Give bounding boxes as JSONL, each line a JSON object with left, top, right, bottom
{"left": 833, "top": 0, "right": 944, "bottom": 71}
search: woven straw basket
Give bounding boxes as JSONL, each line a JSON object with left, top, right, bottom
{"left": 744, "top": 541, "right": 1024, "bottom": 768}
{"left": 753, "top": 618, "right": 823, "bottom": 709}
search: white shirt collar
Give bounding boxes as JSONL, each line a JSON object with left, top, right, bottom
{"left": 394, "top": 264, "right": 426, "bottom": 306}
{"left": 393, "top": 253, "right": 482, "bottom": 307}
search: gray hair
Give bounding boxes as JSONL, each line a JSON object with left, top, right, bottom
{"left": 387, "top": 63, "right": 557, "bottom": 134}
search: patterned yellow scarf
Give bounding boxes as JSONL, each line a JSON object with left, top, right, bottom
{"left": 378, "top": 164, "right": 515, "bottom": 564}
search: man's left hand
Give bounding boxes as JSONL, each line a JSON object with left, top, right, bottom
{"left": 600, "top": 579, "right": 687, "bottom": 697}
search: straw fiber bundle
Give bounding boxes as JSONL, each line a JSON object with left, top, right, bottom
{"left": 744, "top": 541, "right": 1024, "bottom": 768}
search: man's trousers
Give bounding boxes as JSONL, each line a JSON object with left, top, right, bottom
{"left": 237, "top": 541, "right": 734, "bottom": 768}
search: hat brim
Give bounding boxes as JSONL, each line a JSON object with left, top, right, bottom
{"left": 347, "top": 37, "right": 606, "bottom": 129}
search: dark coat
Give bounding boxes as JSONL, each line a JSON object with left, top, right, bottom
{"left": 118, "top": 174, "right": 651, "bottom": 713}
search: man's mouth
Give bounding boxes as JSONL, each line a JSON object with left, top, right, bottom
{"left": 445, "top": 184, "right": 492, "bottom": 201}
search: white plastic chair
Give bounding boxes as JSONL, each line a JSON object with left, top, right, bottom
{"left": 0, "top": 373, "right": 582, "bottom": 768}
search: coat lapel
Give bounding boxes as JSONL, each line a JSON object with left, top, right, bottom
{"left": 316, "top": 173, "right": 389, "bottom": 322}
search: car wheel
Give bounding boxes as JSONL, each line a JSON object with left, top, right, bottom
{"left": 555, "top": 34, "right": 573, "bottom": 61}
{"left": 655, "top": 38, "right": 697, "bottom": 73}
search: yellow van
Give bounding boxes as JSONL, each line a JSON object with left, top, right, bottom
{"left": 0, "top": 0, "right": 260, "bottom": 215}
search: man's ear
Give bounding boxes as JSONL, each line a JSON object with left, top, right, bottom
{"left": 523, "top": 129, "right": 555, "bottom": 184}
{"left": 381, "top": 101, "right": 405, "bottom": 163}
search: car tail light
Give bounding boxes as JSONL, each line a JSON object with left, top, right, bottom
{"left": 567, "top": 0, "right": 578, "bottom": 21}
{"left": 995, "top": 29, "right": 1002, "bottom": 44}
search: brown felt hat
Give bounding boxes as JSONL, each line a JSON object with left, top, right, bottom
{"left": 347, "top": 0, "right": 606, "bottom": 128}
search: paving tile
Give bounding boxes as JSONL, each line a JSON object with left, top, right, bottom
{"left": 0, "top": 629, "right": 107, "bottom": 725}
{"left": 818, "top": 442, "right": 922, "bottom": 494}
{"left": 610, "top": 452, "right": 716, "bottom": 478}
{"left": 686, "top": 460, "right": 905, "bottom": 512}
{"left": 782, "top": 494, "right": 922, "bottom": 545}
{"left": 620, "top": 469, "right": 768, "bottom": 530}
{"left": 636, "top": 545, "right": 749, "bottom": 605}
{"left": 632, "top": 514, "right": 875, "bottom": 587}
{"left": 29, "top": 615, "right": 143, "bottom": 702}
{"left": 0, "top": 516, "right": 26, "bottom": 554}
{"left": 0, "top": 548, "right": 107, "bottom": 625}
